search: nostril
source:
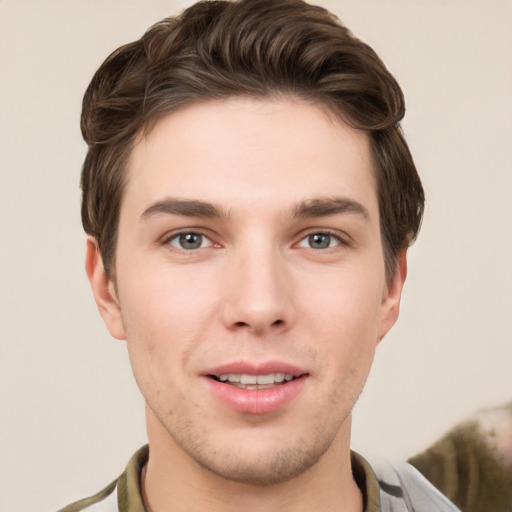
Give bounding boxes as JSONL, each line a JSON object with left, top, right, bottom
{"left": 230, "top": 319, "right": 284, "bottom": 331}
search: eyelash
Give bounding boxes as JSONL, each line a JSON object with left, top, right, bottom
{"left": 162, "top": 230, "right": 216, "bottom": 251}
{"left": 296, "top": 229, "right": 349, "bottom": 250}
{"left": 161, "top": 228, "right": 349, "bottom": 252}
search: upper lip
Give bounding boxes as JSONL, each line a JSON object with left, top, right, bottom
{"left": 201, "top": 360, "right": 309, "bottom": 378}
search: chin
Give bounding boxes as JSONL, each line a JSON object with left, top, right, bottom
{"left": 198, "top": 444, "right": 330, "bottom": 486}
{"left": 175, "top": 421, "right": 342, "bottom": 486}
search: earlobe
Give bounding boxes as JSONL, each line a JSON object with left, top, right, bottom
{"left": 85, "top": 237, "right": 126, "bottom": 340}
{"left": 377, "top": 249, "right": 408, "bottom": 343}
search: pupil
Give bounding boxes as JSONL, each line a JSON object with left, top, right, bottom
{"left": 180, "top": 233, "right": 202, "bottom": 249}
{"left": 310, "top": 233, "right": 330, "bottom": 249}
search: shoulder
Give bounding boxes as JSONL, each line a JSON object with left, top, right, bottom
{"left": 57, "top": 445, "right": 149, "bottom": 512}
{"left": 373, "top": 459, "right": 462, "bottom": 512}
{"left": 352, "top": 451, "right": 461, "bottom": 512}
{"left": 57, "top": 479, "right": 118, "bottom": 512}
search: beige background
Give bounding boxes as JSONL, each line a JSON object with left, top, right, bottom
{"left": 1, "top": 1, "right": 511, "bottom": 511}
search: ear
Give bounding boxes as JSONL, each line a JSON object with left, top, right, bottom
{"left": 85, "top": 237, "right": 126, "bottom": 340}
{"left": 377, "top": 249, "right": 408, "bottom": 343}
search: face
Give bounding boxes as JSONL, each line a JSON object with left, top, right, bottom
{"left": 87, "top": 98, "right": 405, "bottom": 485}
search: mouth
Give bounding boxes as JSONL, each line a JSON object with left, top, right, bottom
{"left": 203, "top": 362, "right": 309, "bottom": 414}
{"left": 208, "top": 372, "right": 299, "bottom": 390}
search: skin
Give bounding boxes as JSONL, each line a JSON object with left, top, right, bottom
{"left": 87, "top": 98, "right": 407, "bottom": 512}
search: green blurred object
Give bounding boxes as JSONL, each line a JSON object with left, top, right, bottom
{"left": 409, "top": 402, "right": 512, "bottom": 512}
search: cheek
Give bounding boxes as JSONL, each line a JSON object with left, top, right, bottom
{"left": 301, "top": 269, "right": 383, "bottom": 379}
{"left": 305, "top": 270, "right": 384, "bottom": 340}
{"left": 117, "top": 264, "right": 220, "bottom": 385}
{"left": 119, "top": 256, "right": 219, "bottom": 331}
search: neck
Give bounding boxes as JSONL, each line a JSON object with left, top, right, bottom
{"left": 142, "top": 411, "right": 363, "bottom": 512}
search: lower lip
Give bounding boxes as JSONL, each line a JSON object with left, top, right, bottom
{"left": 204, "top": 376, "right": 308, "bottom": 414}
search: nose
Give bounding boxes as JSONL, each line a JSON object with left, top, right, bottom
{"left": 221, "top": 246, "right": 295, "bottom": 336}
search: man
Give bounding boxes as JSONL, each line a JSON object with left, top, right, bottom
{"left": 60, "top": 0, "right": 459, "bottom": 510}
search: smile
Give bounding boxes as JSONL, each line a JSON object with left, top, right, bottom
{"left": 203, "top": 363, "right": 308, "bottom": 414}
{"left": 211, "top": 373, "right": 296, "bottom": 389}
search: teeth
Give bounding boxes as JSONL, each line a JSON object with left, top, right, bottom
{"left": 219, "top": 374, "right": 239, "bottom": 382}
{"left": 241, "top": 375, "right": 257, "bottom": 385}
{"left": 217, "top": 373, "right": 295, "bottom": 386}
{"left": 256, "top": 374, "right": 274, "bottom": 385}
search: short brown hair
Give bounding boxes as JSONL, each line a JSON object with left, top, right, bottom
{"left": 80, "top": 0, "right": 424, "bottom": 280}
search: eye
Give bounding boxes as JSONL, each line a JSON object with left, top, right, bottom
{"left": 167, "top": 232, "right": 213, "bottom": 250}
{"left": 298, "top": 232, "right": 340, "bottom": 250}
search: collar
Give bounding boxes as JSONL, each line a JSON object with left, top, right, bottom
{"left": 118, "top": 446, "right": 381, "bottom": 512}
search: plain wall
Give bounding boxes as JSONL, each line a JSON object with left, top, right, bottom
{"left": 1, "top": 1, "right": 511, "bottom": 511}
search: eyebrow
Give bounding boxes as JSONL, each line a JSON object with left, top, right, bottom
{"left": 291, "top": 197, "right": 370, "bottom": 222}
{"left": 140, "top": 196, "right": 370, "bottom": 222}
{"left": 141, "top": 198, "right": 229, "bottom": 220}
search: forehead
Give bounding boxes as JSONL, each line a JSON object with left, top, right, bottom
{"left": 123, "top": 97, "right": 377, "bottom": 219}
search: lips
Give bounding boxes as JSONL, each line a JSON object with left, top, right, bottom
{"left": 202, "top": 361, "right": 309, "bottom": 414}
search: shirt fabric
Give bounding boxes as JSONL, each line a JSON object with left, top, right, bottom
{"left": 58, "top": 445, "right": 460, "bottom": 512}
